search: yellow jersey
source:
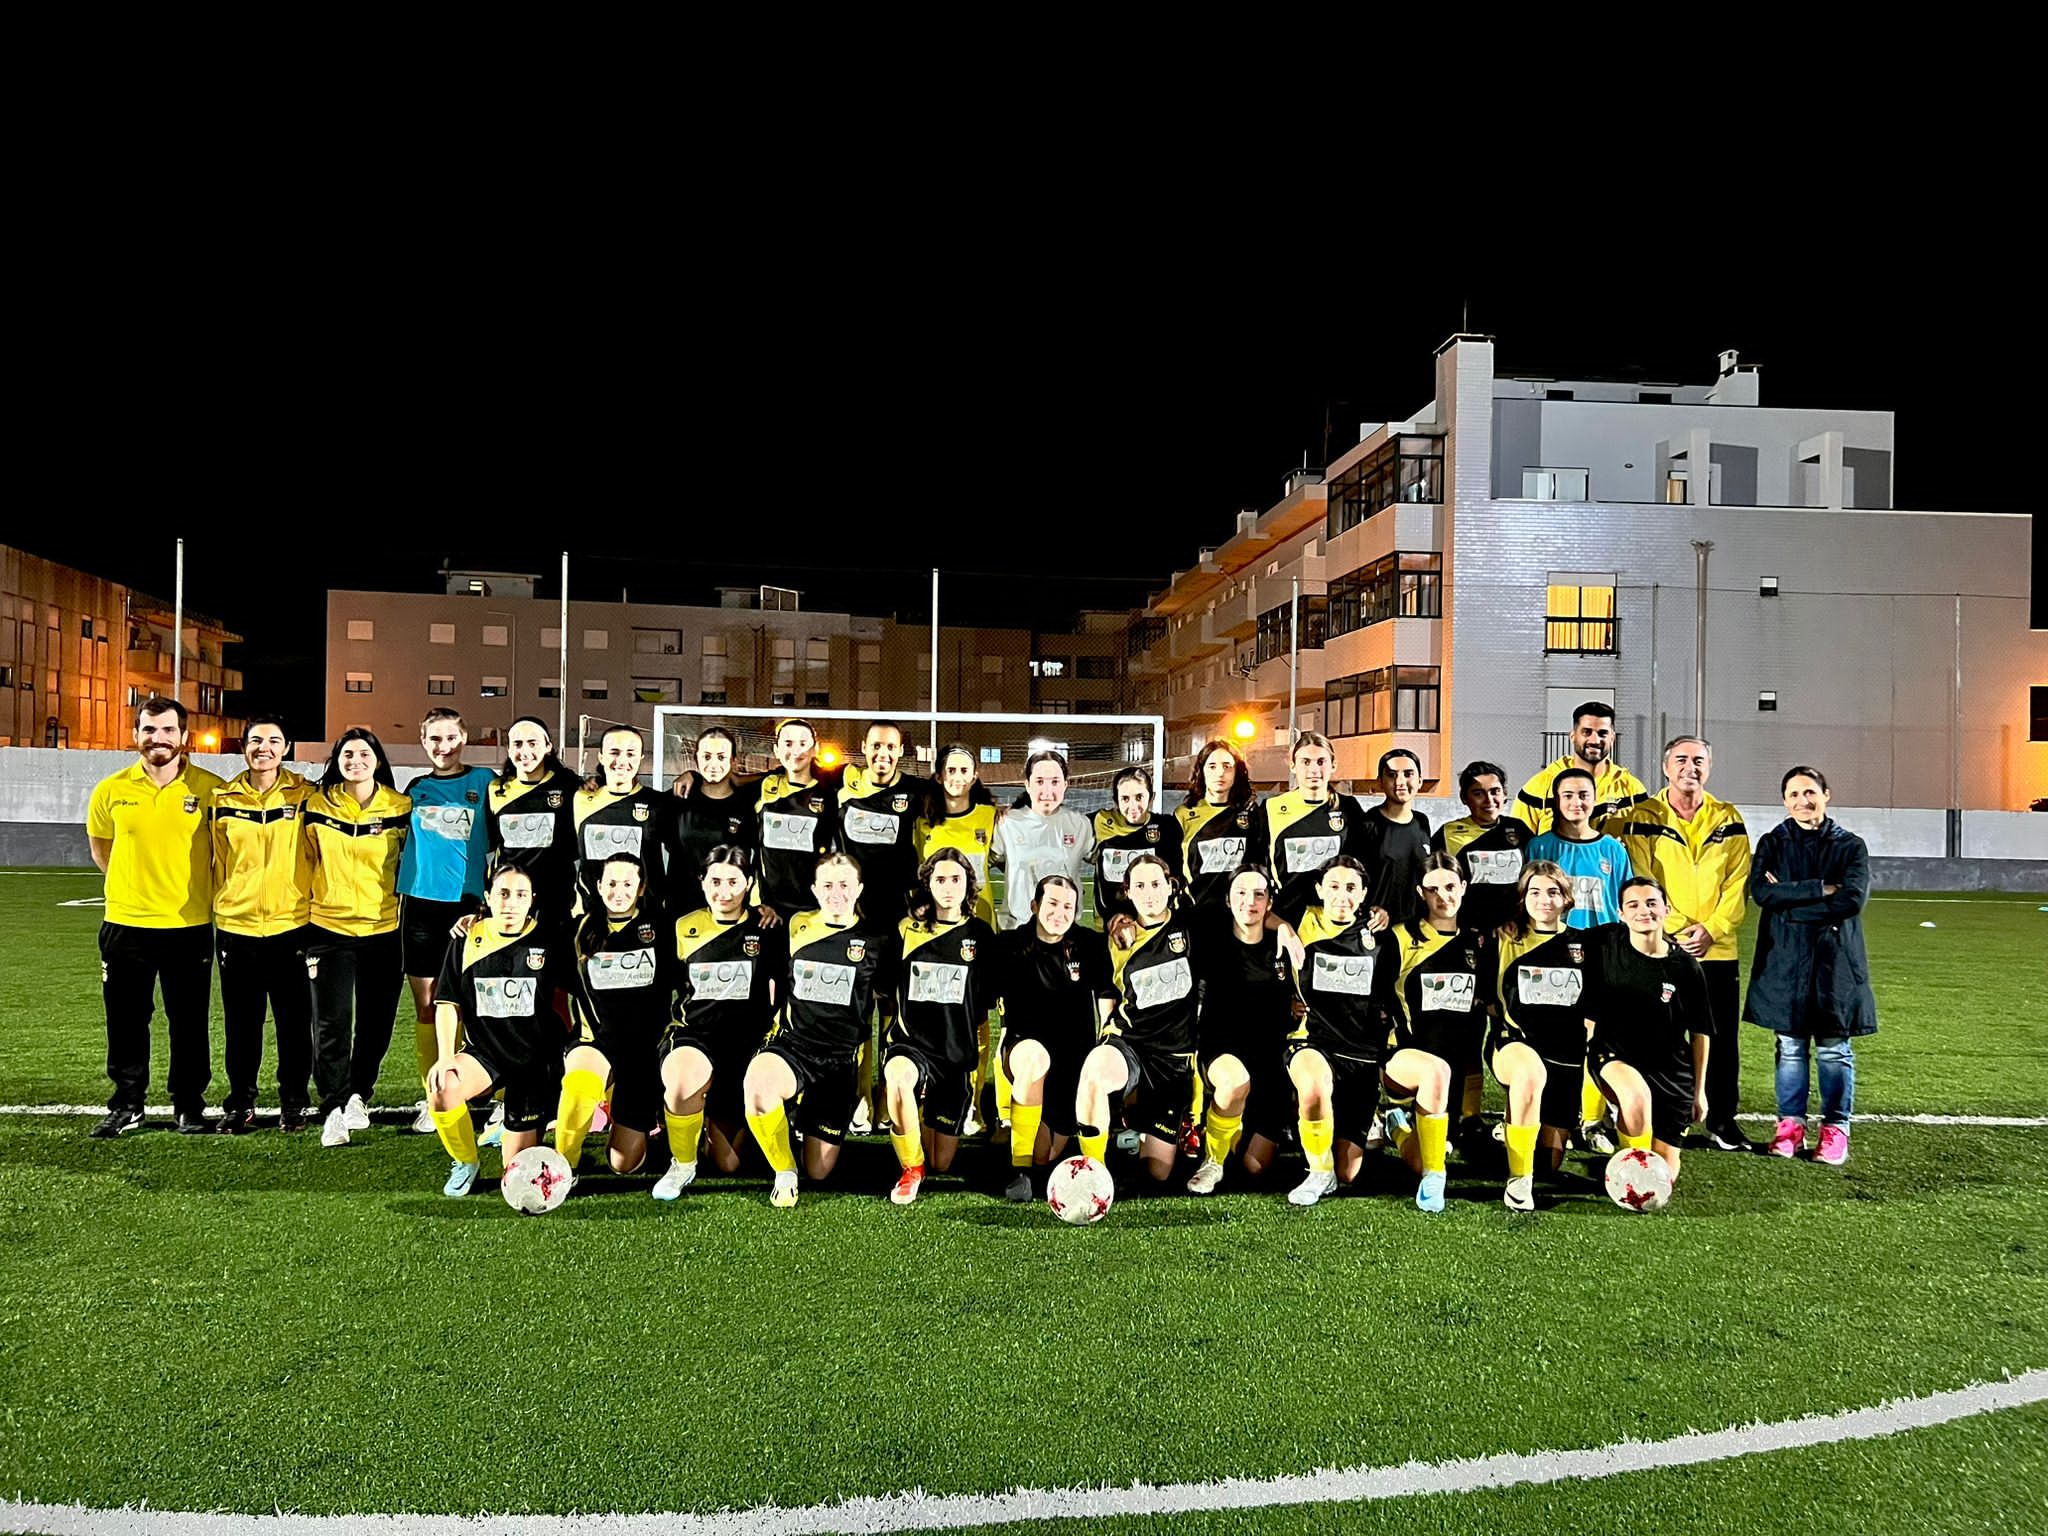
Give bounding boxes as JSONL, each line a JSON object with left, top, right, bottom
{"left": 210, "top": 767, "right": 315, "bottom": 937}
{"left": 1614, "top": 790, "right": 1750, "bottom": 962}
{"left": 305, "top": 782, "right": 412, "bottom": 936}
{"left": 86, "top": 758, "right": 224, "bottom": 928}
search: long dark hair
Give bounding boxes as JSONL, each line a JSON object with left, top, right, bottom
{"left": 576, "top": 852, "right": 646, "bottom": 959}
{"left": 1183, "top": 738, "right": 1254, "bottom": 813}
{"left": 905, "top": 846, "right": 982, "bottom": 926}
{"left": 496, "top": 715, "right": 574, "bottom": 788}
{"left": 320, "top": 727, "right": 396, "bottom": 798}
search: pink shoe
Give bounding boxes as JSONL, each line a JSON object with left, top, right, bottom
{"left": 1816, "top": 1125, "right": 1849, "bottom": 1166}
{"left": 1769, "top": 1117, "right": 1806, "bottom": 1158}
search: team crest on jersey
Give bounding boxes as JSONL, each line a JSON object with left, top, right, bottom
{"left": 637, "top": 923, "right": 657, "bottom": 945}
{"left": 846, "top": 938, "right": 867, "bottom": 962}
{"left": 546, "top": 791, "right": 564, "bottom": 810}
{"left": 975, "top": 828, "right": 988, "bottom": 845}
{"left": 1660, "top": 981, "right": 1676, "bottom": 1004}
{"left": 1167, "top": 932, "right": 1188, "bottom": 955}
{"left": 1145, "top": 824, "right": 1159, "bottom": 843}
{"left": 1328, "top": 811, "right": 1344, "bottom": 830}
{"left": 1236, "top": 811, "right": 1250, "bottom": 829}
{"left": 728, "top": 818, "right": 744, "bottom": 836}
{"left": 1463, "top": 949, "right": 1477, "bottom": 968}
{"left": 182, "top": 796, "right": 198, "bottom": 813}
{"left": 1066, "top": 961, "right": 1082, "bottom": 981}
{"left": 527, "top": 949, "right": 547, "bottom": 970}
{"left": 807, "top": 796, "right": 823, "bottom": 813}
{"left": 1599, "top": 858, "right": 1612, "bottom": 875}
{"left": 366, "top": 822, "right": 384, "bottom": 836}
{"left": 959, "top": 938, "right": 977, "bottom": 961}
{"left": 281, "top": 805, "right": 297, "bottom": 821}
{"left": 465, "top": 790, "right": 480, "bottom": 804}
{"left": 1568, "top": 942, "right": 1584, "bottom": 964}
{"left": 631, "top": 803, "right": 649, "bottom": 823}
{"left": 892, "top": 793, "right": 909, "bottom": 814}
{"left": 742, "top": 936, "right": 761, "bottom": 958}
{"left": 1061, "top": 832, "right": 1076, "bottom": 847}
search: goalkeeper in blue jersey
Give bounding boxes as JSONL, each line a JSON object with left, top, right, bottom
{"left": 1526, "top": 767, "right": 1630, "bottom": 930}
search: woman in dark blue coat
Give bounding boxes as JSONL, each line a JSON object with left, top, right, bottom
{"left": 1743, "top": 765, "right": 1877, "bottom": 1167}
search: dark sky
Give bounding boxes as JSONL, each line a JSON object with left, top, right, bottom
{"left": 19, "top": 145, "right": 2042, "bottom": 705}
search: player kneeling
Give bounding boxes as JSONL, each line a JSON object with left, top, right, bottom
{"left": 882, "top": 848, "right": 996, "bottom": 1203}
{"left": 653, "top": 847, "right": 779, "bottom": 1199}
{"left": 425, "top": 866, "right": 567, "bottom": 1197}
{"left": 559, "top": 853, "right": 672, "bottom": 1184}
{"left": 740, "top": 852, "right": 897, "bottom": 1208}
{"left": 1379, "top": 855, "right": 1486, "bottom": 1213}
{"left": 1487, "top": 862, "right": 1589, "bottom": 1211}
{"left": 1187, "top": 866, "right": 1296, "bottom": 1194}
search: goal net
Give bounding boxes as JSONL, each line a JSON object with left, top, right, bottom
{"left": 652, "top": 706, "right": 1167, "bottom": 814}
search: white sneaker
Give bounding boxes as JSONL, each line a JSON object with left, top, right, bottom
{"left": 321, "top": 1107, "right": 350, "bottom": 1147}
{"left": 410, "top": 1101, "right": 435, "bottom": 1134}
{"left": 651, "top": 1159, "right": 698, "bottom": 1201}
{"left": 769, "top": 1169, "right": 799, "bottom": 1209}
{"left": 1503, "top": 1174, "right": 1535, "bottom": 1212}
{"left": 1288, "top": 1168, "right": 1338, "bottom": 1207}
{"left": 342, "top": 1093, "right": 371, "bottom": 1132}
{"left": 1580, "top": 1119, "right": 1617, "bottom": 1156}
{"left": 848, "top": 1100, "right": 873, "bottom": 1136}
{"left": 1364, "top": 1113, "right": 1387, "bottom": 1150}
{"left": 1185, "top": 1158, "right": 1226, "bottom": 1195}
{"left": 962, "top": 1106, "right": 984, "bottom": 1138}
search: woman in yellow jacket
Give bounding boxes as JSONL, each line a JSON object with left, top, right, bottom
{"left": 305, "top": 728, "right": 411, "bottom": 1148}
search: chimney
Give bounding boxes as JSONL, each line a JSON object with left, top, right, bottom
{"left": 1707, "top": 349, "right": 1760, "bottom": 406}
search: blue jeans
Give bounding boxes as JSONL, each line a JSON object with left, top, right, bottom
{"left": 1774, "top": 1033, "right": 1855, "bottom": 1126}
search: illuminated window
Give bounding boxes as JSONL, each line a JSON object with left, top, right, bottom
{"left": 1545, "top": 574, "right": 1618, "bottom": 655}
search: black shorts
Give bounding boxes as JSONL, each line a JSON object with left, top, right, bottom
{"left": 1486, "top": 1036, "right": 1587, "bottom": 1132}
{"left": 401, "top": 895, "right": 475, "bottom": 978}
{"left": 883, "top": 1045, "right": 974, "bottom": 1136}
{"left": 461, "top": 1046, "right": 554, "bottom": 1134}
{"left": 1200, "top": 1046, "right": 1294, "bottom": 1143}
{"left": 1591, "top": 1047, "right": 1696, "bottom": 1144}
{"left": 756, "top": 1039, "right": 860, "bottom": 1146}
{"left": 568, "top": 1023, "right": 660, "bottom": 1135}
{"left": 659, "top": 1024, "right": 761, "bottom": 1127}
{"left": 1001, "top": 1031, "right": 1086, "bottom": 1140}
{"left": 1284, "top": 1040, "right": 1381, "bottom": 1148}
{"left": 1107, "top": 1037, "right": 1199, "bottom": 1147}
{"left": 1395, "top": 1014, "right": 1481, "bottom": 1068}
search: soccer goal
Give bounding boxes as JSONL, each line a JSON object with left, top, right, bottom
{"left": 651, "top": 705, "right": 1167, "bottom": 814}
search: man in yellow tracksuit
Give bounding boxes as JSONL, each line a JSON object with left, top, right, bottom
{"left": 1514, "top": 700, "right": 1649, "bottom": 835}
{"left": 1616, "top": 735, "right": 1752, "bottom": 1151}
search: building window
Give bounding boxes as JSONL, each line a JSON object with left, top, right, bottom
{"left": 346, "top": 620, "right": 374, "bottom": 641}
{"left": 979, "top": 747, "right": 1002, "bottom": 763}
{"left": 539, "top": 681, "right": 562, "bottom": 700}
{"left": 428, "top": 675, "right": 455, "bottom": 696}
{"left": 582, "top": 679, "right": 608, "bottom": 701}
{"left": 198, "top": 683, "right": 223, "bottom": 713}
{"left": 635, "top": 628, "right": 682, "bottom": 655}
{"left": 584, "top": 629, "right": 608, "bottom": 651}
{"left": 540, "top": 627, "right": 561, "bottom": 649}
{"left": 1758, "top": 691, "right": 1779, "bottom": 712}
{"left": 804, "top": 690, "right": 830, "bottom": 707}
{"left": 859, "top": 642, "right": 880, "bottom": 664}
{"left": 430, "top": 623, "right": 456, "bottom": 645}
{"left": 2030, "top": 686, "right": 2047, "bottom": 742}
{"left": 703, "top": 634, "right": 726, "bottom": 657}
{"left": 344, "top": 672, "right": 373, "bottom": 693}
{"left": 1638, "top": 391, "right": 1672, "bottom": 405}
{"left": 1323, "top": 666, "right": 1440, "bottom": 737}
{"left": 702, "top": 653, "right": 727, "bottom": 694}
{"left": 1545, "top": 388, "right": 1575, "bottom": 401}
{"left": 772, "top": 637, "right": 795, "bottom": 695}
{"left": 1326, "top": 435, "right": 1444, "bottom": 539}
{"left": 1523, "top": 468, "right": 1590, "bottom": 501}
{"left": 1078, "top": 656, "right": 1117, "bottom": 680}
{"left": 1254, "top": 595, "right": 1331, "bottom": 664}
{"left": 1327, "top": 555, "right": 1441, "bottom": 640}
{"left": 0, "top": 665, "right": 10, "bottom": 689}
{"left": 772, "top": 690, "right": 796, "bottom": 706}
{"left": 80, "top": 618, "right": 93, "bottom": 638}
{"left": 982, "top": 655, "right": 1003, "bottom": 675}
{"left": 480, "top": 676, "right": 508, "bottom": 697}
{"left": 1545, "top": 575, "right": 1619, "bottom": 654}
{"left": 482, "top": 625, "right": 509, "bottom": 647}
{"left": 633, "top": 677, "right": 680, "bottom": 704}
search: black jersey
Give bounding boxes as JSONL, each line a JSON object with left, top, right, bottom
{"left": 1392, "top": 922, "right": 1489, "bottom": 1062}
{"left": 484, "top": 768, "right": 580, "bottom": 927}
{"left": 991, "top": 923, "right": 1113, "bottom": 1061}
{"left": 771, "top": 909, "right": 897, "bottom": 1057}
{"left": 1361, "top": 806, "right": 1433, "bottom": 925}
{"left": 570, "top": 905, "right": 676, "bottom": 1046}
{"left": 660, "top": 780, "right": 758, "bottom": 905}
{"left": 1292, "top": 904, "right": 1399, "bottom": 1059}
{"left": 1262, "top": 790, "right": 1375, "bottom": 921}
{"left": 1106, "top": 908, "right": 1201, "bottom": 1056}
{"left": 836, "top": 767, "right": 932, "bottom": 925}
{"left": 889, "top": 913, "right": 994, "bottom": 1070}
{"left": 1584, "top": 923, "right": 1713, "bottom": 1085}
{"left": 1192, "top": 904, "right": 1294, "bottom": 1063}
{"left": 1091, "top": 810, "right": 1182, "bottom": 923}
{"left": 1492, "top": 926, "right": 1591, "bottom": 1065}
{"left": 571, "top": 783, "right": 670, "bottom": 918}
{"left": 434, "top": 918, "right": 569, "bottom": 1074}
{"left": 672, "top": 906, "right": 781, "bottom": 1047}
{"left": 753, "top": 771, "right": 840, "bottom": 915}
{"left": 1175, "top": 799, "right": 1268, "bottom": 910}
{"left": 1433, "top": 816, "right": 1534, "bottom": 935}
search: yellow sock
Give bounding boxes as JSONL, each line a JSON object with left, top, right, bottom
{"left": 1391, "top": 1109, "right": 1416, "bottom": 1155}
{"left": 1621, "top": 1125, "right": 1652, "bottom": 1152}
{"left": 747, "top": 1100, "right": 796, "bottom": 1174}
{"left": 665, "top": 1109, "right": 703, "bottom": 1168}
{"left": 1011, "top": 1101, "right": 1044, "bottom": 1167}
{"left": 890, "top": 1124, "right": 923, "bottom": 1171}
{"left": 555, "top": 1068, "right": 607, "bottom": 1166}
{"left": 1300, "top": 1113, "right": 1335, "bottom": 1173}
{"left": 1505, "top": 1121, "right": 1539, "bottom": 1178}
{"left": 1418, "top": 1112, "right": 1449, "bottom": 1176}
{"left": 1079, "top": 1126, "right": 1109, "bottom": 1162}
{"left": 430, "top": 1100, "right": 478, "bottom": 1164}
{"left": 1203, "top": 1108, "right": 1243, "bottom": 1165}
{"left": 1582, "top": 1069, "right": 1607, "bottom": 1127}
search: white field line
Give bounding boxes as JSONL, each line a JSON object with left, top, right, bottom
{"left": 2, "top": 1369, "right": 2043, "bottom": 1535}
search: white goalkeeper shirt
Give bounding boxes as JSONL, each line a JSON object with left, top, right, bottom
{"left": 990, "top": 807, "right": 1095, "bottom": 931}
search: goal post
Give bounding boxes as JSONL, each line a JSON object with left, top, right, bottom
{"left": 651, "top": 704, "right": 1167, "bottom": 813}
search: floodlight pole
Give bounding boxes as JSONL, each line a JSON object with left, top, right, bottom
{"left": 1691, "top": 540, "right": 1712, "bottom": 739}
{"left": 558, "top": 552, "right": 570, "bottom": 748}
{"left": 172, "top": 538, "right": 184, "bottom": 707}
{"left": 929, "top": 567, "right": 940, "bottom": 764}
{"left": 1287, "top": 575, "right": 1301, "bottom": 746}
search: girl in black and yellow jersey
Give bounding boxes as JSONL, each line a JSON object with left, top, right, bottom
{"left": 991, "top": 873, "right": 1115, "bottom": 1202}
{"left": 659, "top": 725, "right": 759, "bottom": 913}
{"left": 1487, "top": 860, "right": 1583, "bottom": 1212}
{"left": 558, "top": 851, "right": 674, "bottom": 1183}
{"left": 915, "top": 744, "right": 1003, "bottom": 1129}
{"left": 485, "top": 716, "right": 581, "bottom": 934}
{"left": 571, "top": 727, "right": 670, "bottom": 921}
{"left": 881, "top": 848, "right": 997, "bottom": 1204}
{"left": 752, "top": 717, "right": 841, "bottom": 921}
{"left": 1283, "top": 856, "right": 1400, "bottom": 1207}
{"left": 1261, "top": 732, "right": 1376, "bottom": 924}
{"left": 1076, "top": 852, "right": 1203, "bottom": 1184}
{"left": 425, "top": 865, "right": 570, "bottom": 1198}
{"left": 1384, "top": 853, "right": 1488, "bottom": 1214}
{"left": 1583, "top": 876, "right": 1714, "bottom": 1186}
{"left": 741, "top": 851, "right": 898, "bottom": 1208}
{"left": 654, "top": 846, "right": 782, "bottom": 1200}
{"left": 1185, "top": 864, "right": 1296, "bottom": 1195}
{"left": 1092, "top": 765, "right": 1182, "bottom": 924}
{"left": 1175, "top": 739, "right": 1267, "bottom": 910}
{"left": 304, "top": 728, "right": 411, "bottom": 1149}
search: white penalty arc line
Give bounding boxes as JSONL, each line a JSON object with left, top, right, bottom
{"left": 2, "top": 1369, "right": 2044, "bottom": 1536}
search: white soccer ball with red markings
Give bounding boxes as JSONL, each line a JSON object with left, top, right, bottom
{"left": 503, "top": 1146, "right": 574, "bottom": 1214}
{"left": 1604, "top": 1147, "right": 1673, "bottom": 1213}
{"left": 1046, "top": 1155, "right": 1115, "bottom": 1225}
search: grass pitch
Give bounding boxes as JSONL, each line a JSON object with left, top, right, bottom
{"left": 0, "top": 869, "right": 2043, "bottom": 1532}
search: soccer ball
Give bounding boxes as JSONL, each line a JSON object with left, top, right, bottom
{"left": 1604, "top": 1147, "right": 1673, "bottom": 1213}
{"left": 1046, "top": 1155, "right": 1115, "bottom": 1225}
{"left": 502, "top": 1146, "right": 575, "bottom": 1214}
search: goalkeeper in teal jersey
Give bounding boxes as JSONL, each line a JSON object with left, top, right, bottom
{"left": 1527, "top": 767, "right": 1630, "bottom": 930}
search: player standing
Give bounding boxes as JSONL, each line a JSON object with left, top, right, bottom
{"left": 484, "top": 716, "right": 582, "bottom": 935}
{"left": 1527, "top": 768, "right": 1631, "bottom": 929}
{"left": 752, "top": 717, "right": 841, "bottom": 922}
{"left": 660, "top": 725, "right": 757, "bottom": 910}
{"left": 1514, "top": 701, "right": 1647, "bottom": 834}
{"left": 1175, "top": 739, "right": 1264, "bottom": 909}
{"left": 572, "top": 726, "right": 669, "bottom": 922}
{"left": 1092, "top": 765, "right": 1182, "bottom": 924}
{"left": 1261, "top": 732, "right": 1373, "bottom": 923}
{"left": 1359, "top": 749, "right": 1432, "bottom": 928}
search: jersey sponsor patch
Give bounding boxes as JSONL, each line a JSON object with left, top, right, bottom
{"left": 1419, "top": 971, "right": 1477, "bottom": 1012}
{"left": 1466, "top": 847, "right": 1523, "bottom": 885}
{"left": 842, "top": 807, "right": 901, "bottom": 846}
{"left": 583, "top": 822, "right": 644, "bottom": 859}
{"left": 423, "top": 805, "right": 474, "bottom": 841}
{"left": 908, "top": 959, "right": 968, "bottom": 1004}
{"left": 1572, "top": 874, "right": 1607, "bottom": 911}
{"left": 762, "top": 811, "right": 819, "bottom": 852}
{"left": 1100, "top": 845, "right": 1138, "bottom": 883}
{"left": 1516, "top": 964, "right": 1583, "bottom": 1007}
{"left": 1195, "top": 836, "right": 1247, "bottom": 876}
{"left": 1129, "top": 955, "right": 1194, "bottom": 1010}
{"left": 500, "top": 811, "right": 555, "bottom": 849}
{"left": 792, "top": 959, "right": 854, "bottom": 1006}
{"left": 473, "top": 975, "right": 539, "bottom": 1018}
{"left": 688, "top": 958, "right": 754, "bottom": 1001}
{"left": 586, "top": 947, "right": 659, "bottom": 990}
{"left": 1282, "top": 833, "right": 1341, "bottom": 874}
{"left": 1313, "top": 949, "right": 1376, "bottom": 996}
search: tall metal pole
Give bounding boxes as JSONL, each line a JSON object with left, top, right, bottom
{"left": 172, "top": 538, "right": 184, "bottom": 707}
{"left": 929, "top": 567, "right": 940, "bottom": 765}
{"left": 1690, "top": 540, "right": 1712, "bottom": 739}
{"left": 557, "top": 552, "right": 570, "bottom": 748}
{"left": 1951, "top": 593, "right": 1963, "bottom": 816}
{"left": 1287, "top": 576, "right": 1301, "bottom": 746}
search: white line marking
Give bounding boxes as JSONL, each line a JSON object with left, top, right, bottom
{"left": 1871, "top": 896, "right": 2048, "bottom": 904}
{"left": 1, "top": 1369, "right": 2042, "bottom": 1534}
